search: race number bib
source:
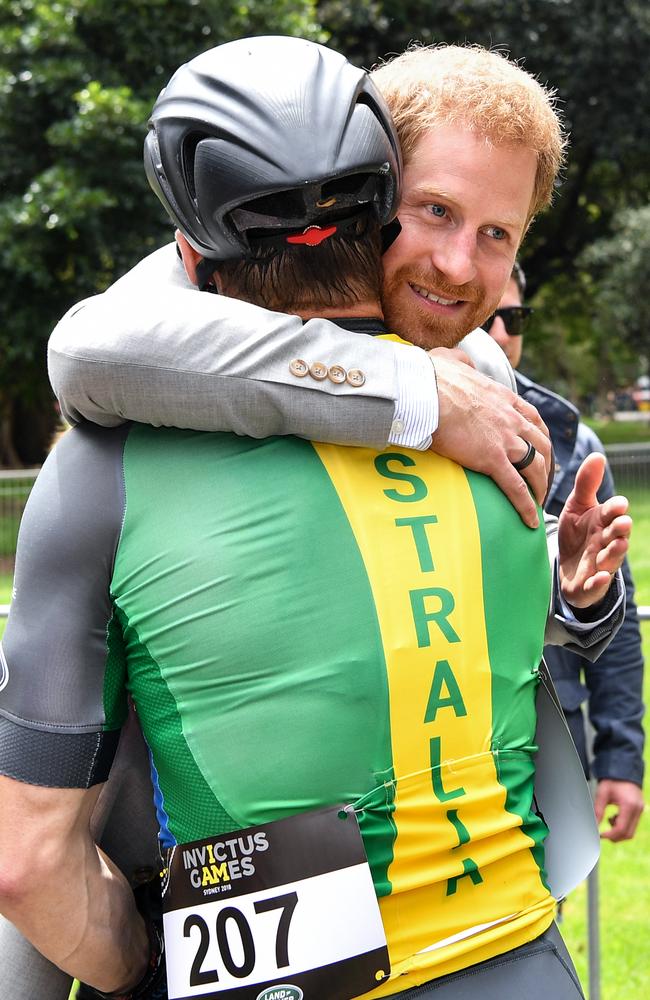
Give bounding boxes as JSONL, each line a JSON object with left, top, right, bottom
{"left": 162, "top": 805, "right": 390, "bottom": 1000}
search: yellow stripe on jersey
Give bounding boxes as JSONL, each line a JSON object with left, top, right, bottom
{"left": 313, "top": 442, "right": 555, "bottom": 994}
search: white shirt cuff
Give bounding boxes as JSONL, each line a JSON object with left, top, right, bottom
{"left": 388, "top": 345, "right": 438, "bottom": 450}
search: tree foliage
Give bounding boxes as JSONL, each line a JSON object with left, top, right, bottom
{"left": 574, "top": 204, "right": 650, "bottom": 402}
{"left": 1, "top": 0, "right": 647, "bottom": 462}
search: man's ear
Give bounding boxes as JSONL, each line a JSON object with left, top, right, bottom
{"left": 175, "top": 230, "right": 204, "bottom": 287}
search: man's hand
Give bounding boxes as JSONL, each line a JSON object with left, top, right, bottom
{"left": 594, "top": 779, "right": 644, "bottom": 842}
{"left": 558, "top": 452, "right": 632, "bottom": 608}
{"left": 430, "top": 348, "right": 552, "bottom": 528}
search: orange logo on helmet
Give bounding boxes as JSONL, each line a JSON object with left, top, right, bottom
{"left": 286, "top": 225, "right": 337, "bottom": 246}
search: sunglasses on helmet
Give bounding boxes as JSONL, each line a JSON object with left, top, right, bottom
{"left": 483, "top": 306, "right": 534, "bottom": 337}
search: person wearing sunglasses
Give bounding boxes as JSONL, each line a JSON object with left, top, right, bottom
{"left": 485, "top": 262, "right": 645, "bottom": 843}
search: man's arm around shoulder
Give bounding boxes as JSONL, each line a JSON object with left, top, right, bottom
{"left": 49, "top": 247, "right": 555, "bottom": 526}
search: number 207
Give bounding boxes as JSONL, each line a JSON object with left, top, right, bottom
{"left": 184, "top": 891, "right": 298, "bottom": 986}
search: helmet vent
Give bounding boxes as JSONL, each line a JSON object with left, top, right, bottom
{"left": 180, "top": 132, "right": 207, "bottom": 208}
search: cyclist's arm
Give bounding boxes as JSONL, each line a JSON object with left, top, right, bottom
{"left": 0, "top": 425, "right": 147, "bottom": 992}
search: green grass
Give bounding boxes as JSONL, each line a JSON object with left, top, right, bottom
{"left": 584, "top": 418, "right": 650, "bottom": 446}
{"left": 561, "top": 621, "right": 650, "bottom": 999}
{"left": 0, "top": 514, "right": 21, "bottom": 560}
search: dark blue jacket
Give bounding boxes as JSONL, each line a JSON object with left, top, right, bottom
{"left": 516, "top": 371, "right": 645, "bottom": 786}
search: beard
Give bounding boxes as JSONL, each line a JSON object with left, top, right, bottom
{"left": 380, "top": 264, "right": 496, "bottom": 350}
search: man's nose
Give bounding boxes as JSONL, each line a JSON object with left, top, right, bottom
{"left": 430, "top": 230, "right": 477, "bottom": 287}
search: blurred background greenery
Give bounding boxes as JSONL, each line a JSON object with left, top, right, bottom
{"left": 0, "top": 0, "right": 649, "bottom": 465}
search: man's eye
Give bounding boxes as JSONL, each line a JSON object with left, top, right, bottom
{"left": 428, "top": 204, "right": 446, "bottom": 218}
{"left": 485, "top": 225, "right": 507, "bottom": 240}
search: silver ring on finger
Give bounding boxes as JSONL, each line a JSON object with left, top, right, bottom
{"left": 512, "top": 440, "right": 536, "bottom": 472}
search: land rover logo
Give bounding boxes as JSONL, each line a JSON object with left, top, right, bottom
{"left": 255, "top": 986, "right": 303, "bottom": 1000}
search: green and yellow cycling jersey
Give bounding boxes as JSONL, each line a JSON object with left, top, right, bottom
{"left": 100, "top": 420, "right": 554, "bottom": 993}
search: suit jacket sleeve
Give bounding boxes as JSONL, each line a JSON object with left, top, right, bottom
{"left": 49, "top": 244, "right": 407, "bottom": 448}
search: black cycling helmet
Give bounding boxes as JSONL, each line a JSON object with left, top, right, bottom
{"left": 144, "top": 35, "right": 402, "bottom": 262}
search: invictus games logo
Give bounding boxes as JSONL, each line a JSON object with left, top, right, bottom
{"left": 182, "top": 831, "right": 270, "bottom": 895}
{"left": 0, "top": 644, "right": 8, "bottom": 693}
{"left": 256, "top": 987, "right": 303, "bottom": 1000}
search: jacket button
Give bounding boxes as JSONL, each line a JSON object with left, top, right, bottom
{"left": 328, "top": 365, "right": 347, "bottom": 384}
{"left": 347, "top": 368, "right": 366, "bottom": 387}
{"left": 310, "top": 362, "right": 328, "bottom": 380}
{"left": 289, "top": 359, "right": 309, "bottom": 377}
